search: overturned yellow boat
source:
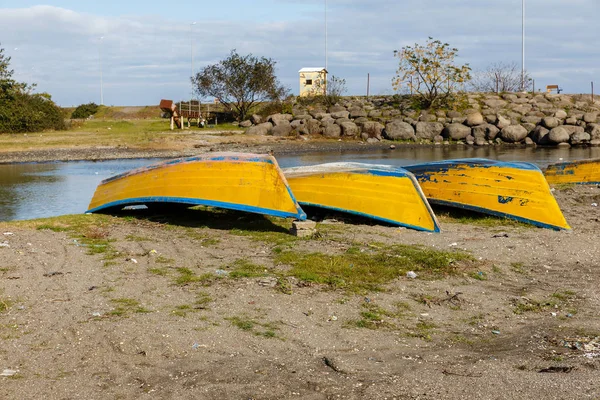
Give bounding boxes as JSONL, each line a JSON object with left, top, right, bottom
{"left": 544, "top": 158, "right": 600, "bottom": 185}
{"left": 284, "top": 163, "right": 440, "bottom": 232}
{"left": 87, "top": 152, "right": 306, "bottom": 220}
{"left": 403, "top": 158, "right": 570, "bottom": 230}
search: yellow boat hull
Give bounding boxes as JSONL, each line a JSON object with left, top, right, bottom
{"left": 404, "top": 159, "right": 570, "bottom": 230}
{"left": 284, "top": 163, "right": 440, "bottom": 232}
{"left": 544, "top": 158, "right": 600, "bottom": 185}
{"left": 87, "top": 152, "right": 306, "bottom": 220}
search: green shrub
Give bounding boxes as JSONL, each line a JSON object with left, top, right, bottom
{"left": 0, "top": 91, "right": 66, "bottom": 133}
{"left": 71, "top": 102, "right": 99, "bottom": 119}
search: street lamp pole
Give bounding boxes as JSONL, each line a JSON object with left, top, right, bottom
{"left": 521, "top": 0, "right": 525, "bottom": 92}
{"left": 99, "top": 36, "right": 104, "bottom": 105}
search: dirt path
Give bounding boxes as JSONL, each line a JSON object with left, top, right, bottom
{"left": 0, "top": 185, "right": 599, "bottom": 399}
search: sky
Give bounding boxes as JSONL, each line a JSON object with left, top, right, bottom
{"left": 0, "top": 0, "right": 597, "bottom": 106}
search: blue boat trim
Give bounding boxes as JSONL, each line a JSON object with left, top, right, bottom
{"left": 298, "top": 201, "right": 440, "bottom": 233}
{"left": 87, "top": 196, "right": 307, "bottom": 220}
{"left": 428, "top": 199, "right": 568, "bottom": 231}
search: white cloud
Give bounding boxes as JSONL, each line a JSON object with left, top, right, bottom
{"left": 0, "top": 1, "right": 597, "bottom": 106}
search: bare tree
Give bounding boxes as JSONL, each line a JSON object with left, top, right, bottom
{"left": 470, "top": 61, "right": 532, "bottom": 93}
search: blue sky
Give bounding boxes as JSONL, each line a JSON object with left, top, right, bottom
{"left": 0, "top": 0, "right": 597, "bottom": 106}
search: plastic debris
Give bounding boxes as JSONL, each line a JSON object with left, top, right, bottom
{"left": 449, "top": 242, "right": 458, "bottom": 247}
{"left": 592, "top": 203, "right": 598, "bottom": 207}
{"left": 492, "top": 330, "right": 501, "bottom": 335}
{"left": 328, "top": 315, "right": 338, "bottom": 321}
{"left": 0, "top": 242, "right": 9, "bottom": 248}
{"left": 215, "top": 269, "right": 229, "bottom": 276}
{"left": 0, "top": 369, "right": 17, "bottom": 377}
{"left": 92, "top": 312, "right": 102, "bottom": 317}
{"left": 406, "top": 271, "right": 418, "bottom": 279}
{"left": 149, "top": 249, "right": 158, "bottom": 254}
{"left": 551, "top": 312, "right": 557, "bottom": 317}
{"left": 3, "top": 232, "right": 13, "bottom": 236}
{"left": 129, "top": 258, "right": 138, "bottom": 264}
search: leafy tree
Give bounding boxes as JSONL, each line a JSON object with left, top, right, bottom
{"left": 192, "top": 50, "right": 290, "bottom": 121}
{"left": 470, "top": 61, "right": 532, "bottom": 93}
{"left": 0, "top": 44, "right": 65, "bottom": 133}
{"left": 392, "top": 37, "right": 471, "bottom": 108}
{"left": 71, "top": 102, "right": 100, "bottom": 119}
{"left": 0, "top": 45, "right": 31, "bottom": 100}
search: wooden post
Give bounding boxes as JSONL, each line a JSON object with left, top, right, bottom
{"left": 170, "top": 116, "right": 174, "bottom": 130}
{"left": 592, "top": 81, "right": 595, "bottom": 101}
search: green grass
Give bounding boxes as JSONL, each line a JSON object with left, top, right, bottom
{"left": 435, "top": 207, "right": 532, "bottom": 228}
{"left": 226, "top": 315, "right": 281, "bottom": 338}
{"left": 155, "top": 255, "right": 175, "bottom": 264}
{"left": 148, "top": 267, "right": 169, "bottom": 276}
{"left": 406, "top": 321, "right": 437, "bottom": 341}
{"left": 512, "top": 291, "right": 577, "bottom": 315}
{"left": 173, "top": 267, "right": 213, "bottom": 286}
{"left": 109, "top": 298, "right": 151, "bottom": 316}
{"left": 275, "top": 244, "right": 475, "bottom": 293}
{"left": 228, "top": 259, "right": 270, "bottom": 279}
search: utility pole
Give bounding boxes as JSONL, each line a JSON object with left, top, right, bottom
{"left": 521, "top": 0, "right": 526, "bottom": 92}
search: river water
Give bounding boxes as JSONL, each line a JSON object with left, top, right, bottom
{"left": 1, "top": 146, "right": 599, "bottom": 222}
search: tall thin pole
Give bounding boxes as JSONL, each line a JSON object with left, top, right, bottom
{"left": 191, "top": 22, "right": 196, "bottom": 100}
{"left": 521, "top": 0, "right": 525, "bottom": 92}
{"left": 99, "top": 36, "right": 104, "bottom": 105}
{"left": 325, "top": 0, "right": 328, "bottom": 72}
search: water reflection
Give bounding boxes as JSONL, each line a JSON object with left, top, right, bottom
{"left": 1, "top": 147, "right": 600, "bottom": 222}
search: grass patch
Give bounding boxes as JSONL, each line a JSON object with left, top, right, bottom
{"left": 226, "top": 315, "right": 281, "bottom": 338}
{"left": 125, "top": 235, "right": 151, "bottom": 242}
{"left": 148, "top": 267, "right": 169, "bottom": 276}
{"left": 275, "top": 244, "right": 475, "bottom": 293}
{"left": 173, "top": 267, "right": 213, "bottom": 286}
{"left": 510, "top": 262, "right": 527, "bottom": 274}
{"left": 228, "top": 259, "right": 270, "bottom": 279}
{"left": 512, "top": 291, "right": 577, "bottom": 315}
{"left": 109, "top": 298, "right": 151, "bottom": 316}
{"left": 406, "top": 321, "right": 437, "bottom": 341}
{"left": 155, "top": 255, "right": 174, "bottom": 264}
{"left": 0, "top": 298, "right": 12, "bottom": 313}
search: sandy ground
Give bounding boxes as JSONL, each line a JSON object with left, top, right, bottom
{"left": 0, "top": 181, "right": 600, "bottom": 399}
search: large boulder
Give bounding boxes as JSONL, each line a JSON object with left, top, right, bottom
{"left": 239, "top": 120, "right": 252, "bottom": 128}
{"left": 500, "top": 125, "right": 528, "bottom": 143}
{"left": 548, "top": 126, "right": 570, "bottom": 144}
{"left": 496, "top": 115, "right": 511, "bottom": 129}
{"left": 443, "top": 123, "right": 471, "bottom": 140}
{"left": 271, "top": 121, "right": 292, "bottom": 137}
{"left": 269, "top": 113, "right": 293, "bottom": 126}
{"left": 348, "top": 107, "right": 367, "bottom": 118}
{"left": 483, "top": 99, "right": 507, "bottom": 108}
{"left": 339, "top": 121, "right": 359, "bottom": 137}
{"left": 383, "top": 120, "right": 416, "bottom": 140}
{"left": 323, "top": 123, "right": 342, "bottom": 138}
{"left": 359, "top": 121, "right": 384, "bottom": 139}
{"left": 328, "top": 105, "right": 346, "bottom": 113}
{"left": 465, "top": 112, "right": 485, "bottom": 127}
{"left": 584, "top": 113, "right": 598, "bottom": 123}
{"left": 246, "top": 122, "right": 273, "bottom": 136}
{"left": 331, "top": 110, "right": 350, "bottom": 119}
{"left": 305, "top": 119, "right": 323, "bottom": 135}
{"left": 531, "top": 126, "right": 550, "bottom": 144}
{"left": 250, "top": 114, "right": 262, "bottom": 125}
{"left": 570, "top": 131, "right": 591, "bottom": 145}
{"left": 586, "top": 123, "right": 600, "bottom": 139}
{"left": 521, "top": 115, "right": 542, "bottom": 125}
{"left": 415, "top": 122, "right": 444, "bottom": 140}
{"left": 542, "top": 116, "right": 560, "bottom": 129}
{"left": 472, "top": 124, "right": 500, "bottom": 140}
{"left": 554, "top": 110, "right": 568, "bottom": 119}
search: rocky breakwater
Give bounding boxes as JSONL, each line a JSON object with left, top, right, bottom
{"left": 240, "top": 92, "right": 600, "bottom": 147}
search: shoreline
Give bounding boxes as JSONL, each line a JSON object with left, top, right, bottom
{"left": 0, "top": 139, "right": 407, "bottom": 164}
